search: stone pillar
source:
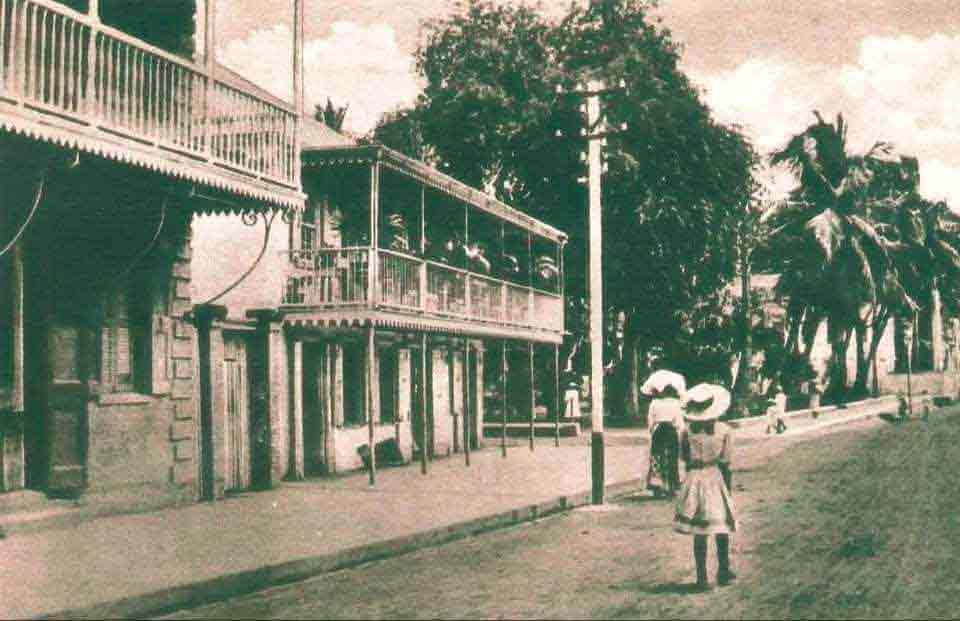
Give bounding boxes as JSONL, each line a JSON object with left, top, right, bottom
{"left": 249, "top": 310, "right": 289, "bottom": 487}
{"left": 474, "top": 345, "right": 485, "bottom": 449}
{"left": 193, "top": 304, "right": 227, "bottom": 501}
{"left": 290, "top": 338, "right": 304, "bottom": 480}
{"left": 169, "top": 219, "right": 198, "bottom": 495}
{"left": 1, "top": 237, "right": 25, "bottom": 491}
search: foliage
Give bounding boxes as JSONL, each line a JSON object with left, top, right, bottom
{"left": 375, "top": 0, "right": 758, "bottom": 388}
{"left": 767, "top": 111, "right": 960, "bottom": 399}
{"left": 315, "top": 98, "right": 349, "bottom": 131}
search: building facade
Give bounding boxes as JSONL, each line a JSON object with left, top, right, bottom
{"left": 191, "top": 122, "right": 569, "bottom": 486}
{"left": 0, "top": 0, "right": 305, "bottom": 506}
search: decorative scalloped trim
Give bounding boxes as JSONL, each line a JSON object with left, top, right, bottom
{"left": 0, "top": 116, "right": 304, "bottom": 212}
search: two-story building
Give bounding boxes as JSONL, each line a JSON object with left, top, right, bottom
{"left": 0, "top": 0, "right": 305, "bottom": 508}
{"left": 191, "top": 120, "right": 569, "bottom": 488}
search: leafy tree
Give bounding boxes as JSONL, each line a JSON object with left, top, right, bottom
{"left": 376, "top": 0, "right": 758, "bottom": 417}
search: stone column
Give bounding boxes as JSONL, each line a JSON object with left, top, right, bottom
{"left": 249, "top": 310, "right": 289, "bottom": 487}
{"left": 193, "top": 304, "right": 227, "bottom": 500}
{"left": 290, "top": 338, "right": 304, "bottom": 480}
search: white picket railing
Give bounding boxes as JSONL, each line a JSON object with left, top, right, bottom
{"left": 282, "top": 248, "right": 564, "bottom": 335}
{"left": 0, "top": 0, "right": 298, "bottom": 187}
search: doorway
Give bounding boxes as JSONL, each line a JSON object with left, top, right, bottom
{"left": 302, "top": 343, "right": 329, "bottom": 476}
{"left": 223, "top": 333, "right": 252, "bottom": 493}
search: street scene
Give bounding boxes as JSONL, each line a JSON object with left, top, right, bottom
{"left": 0, "top": 0, "right": 958, "bottom": 619}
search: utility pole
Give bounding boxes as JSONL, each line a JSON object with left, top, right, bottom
{"left": 586, "top": 77, "right": 605, "bottom": 505}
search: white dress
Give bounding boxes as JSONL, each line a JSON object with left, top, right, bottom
{"left": 674, "top": 424, "right": 737, "bottom": 535}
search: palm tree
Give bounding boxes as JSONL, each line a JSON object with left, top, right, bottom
{"left": 766, "top": 112, "right": 904, "bottom": 400}
{"left": 316, "top": 98, "right": 349, "bottom": 131}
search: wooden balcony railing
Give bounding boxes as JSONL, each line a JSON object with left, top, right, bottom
{"left": 281, "top": 248, "right": 564, "bottom": 335}
{"left": 0, "top": 0, "right": 299, "bottom": 189}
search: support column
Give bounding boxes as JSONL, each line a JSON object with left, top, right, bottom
{"left": 366, "top": 325, "right": 377, "bottom": 486}
{"left": 1, "top": 238, "right": 26, "bottom": 491}
{"left": 528, "top": 342, "right": 535, "bottom": 451}
{"left": 193, "top": 304, "right": 228, "bottom": 501}
{"left": 420, "top": 333, "right": 428, "bottom": 475}
{"left": 290, "top": 339, "right": 304, "bottom": 480}
{"left": 249, "top": 310, "right": 289, "bottom": 487}
{"left": 501, "top": 342, "right": 507, "bottom": 458}
{"left": 554, "top": 343, "right": 560, "bottom": 448}
{"left": 463, "top": 341, "right": 470, "bottom": 466}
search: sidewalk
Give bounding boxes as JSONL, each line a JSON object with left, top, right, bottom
{"left": 2, "top": 442, "right": 647, "bottom": 620}
{"left": 0, "top": 395, "right": 908, "bottom": 620}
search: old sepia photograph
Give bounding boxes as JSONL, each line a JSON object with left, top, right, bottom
{"left": 0, "top": 0, "right": 957, "bottom": 618}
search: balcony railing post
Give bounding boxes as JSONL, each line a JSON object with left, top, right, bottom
{"left": 82, "top": 2, "right": 98, "bottom": 118}
{"left": 465, "top": 274, "right": 472, "bottom": 318}
{"left": 369, "top": 162, "right": 380, "bottom": 308}
{"left": 419, "top": 259, "right": 427, "bottom": 312}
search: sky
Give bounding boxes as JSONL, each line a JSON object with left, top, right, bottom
{"left": 215, "top": 0, "right": 960, "bottom": 206}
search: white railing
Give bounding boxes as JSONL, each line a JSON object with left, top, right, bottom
{"left": 282, "top": 248, "right": 564, "bottom": 335}
{"left": 0, "top": 0, "right": 298, "bottom": 187}
{"left": 379, "top": 249, "right": 420, "bottom": 309}
{"left": 426, "top": 261, "right": 467, "bottom": 316}
{"left": 505, "top": 284, "right": 531, "bottom": 325}
{"left": 532, "top": 289, "right": 563, "bottom": 333}
{"left": 282, "top": 248, "right": 369, "bottom": 306}
{"left": 468, "top": 273, "right": 503, "bottom": 321}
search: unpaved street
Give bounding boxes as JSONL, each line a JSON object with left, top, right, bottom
{"left": 163, "top": 412, "right": 923, "bottom": 620}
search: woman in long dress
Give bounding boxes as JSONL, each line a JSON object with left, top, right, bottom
{"left": 674, "top": 383, "right": 738, "bottom": 591}
{"left": 646, "top": 386, "right": 684, "bottom": 497}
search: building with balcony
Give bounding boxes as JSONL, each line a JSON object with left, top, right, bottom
{"left": 0, "top": 0, "right": 305, "bottom": 507}
{"left": 191, "top": 119, "right": 569, "bottom": 485}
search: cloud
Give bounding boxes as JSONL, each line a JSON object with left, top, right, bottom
{"left": 695, "top": 33, "right": 960, "bottom": 206}
{"left": 218, "top": 21, "right": 420, "bottom": 134}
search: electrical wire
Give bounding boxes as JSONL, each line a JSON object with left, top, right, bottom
{"left": 202, "top": 210, "right": 278, "bottom": 306}
{"left": 0, "top": 174, "right": 46, "bottom": 259}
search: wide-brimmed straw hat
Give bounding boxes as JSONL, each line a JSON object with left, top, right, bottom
{"left": 641, "top": 369, "right": 687, "bottom": 398}
{"left": 681, "top": 383, "right": 731, "bottom": 421}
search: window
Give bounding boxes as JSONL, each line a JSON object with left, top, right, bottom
{"left": 101, "top": 286, "right": 150, "bottom": 393}
{"left": 341, "top": 342, "right": 366, "bottom": 426}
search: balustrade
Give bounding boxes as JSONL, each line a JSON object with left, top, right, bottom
{"left": 0, "top": 0, "right": 298, "bottom": 187}
{"left": 282, "top": 248, "right": 563, "bottom": 335}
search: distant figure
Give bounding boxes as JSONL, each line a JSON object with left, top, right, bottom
{"left": 897, "top": 392, "right": 910, "bottom": 422}
{"left": 675, "top": 384, "right": 738, "bottom": 591}
{"left": 562, "top": 370, "right": 581, "bottom": 420}
{"left": 646, "top": 386, "right": 685, "bottom": 497}
{"left": 766, "top": 383, "right": 788, "bottom": 435}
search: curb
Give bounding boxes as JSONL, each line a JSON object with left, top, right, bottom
{"left": 40, "top": 479, "right": 645, "bottom": 620}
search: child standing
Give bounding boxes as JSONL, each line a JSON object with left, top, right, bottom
{"left": 765, "top": 382, "right": 788, "bottom": 434}
{"left": 675, "top": 383, "right": 738, "bottom": 591}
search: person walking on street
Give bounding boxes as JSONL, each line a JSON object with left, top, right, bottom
{"left": 766, "top": 382, "right": 788, "bottom": 434}
{"left": 675, "top": 383, "right": 738, "bottom": 591}
{"left": 641, "top": 370, "right": 687, "bottom": 498}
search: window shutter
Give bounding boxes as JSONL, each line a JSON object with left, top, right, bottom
{"left": 151, "top": 314, "right": 172, "bottom": 395}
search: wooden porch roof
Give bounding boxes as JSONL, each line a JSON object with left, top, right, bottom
{"left": 302, "top": 144, "right": 568, "bottom": 244}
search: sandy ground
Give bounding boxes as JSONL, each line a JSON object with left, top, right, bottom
{"left": 161, "top": 412, "right": 915, "bottom": 620}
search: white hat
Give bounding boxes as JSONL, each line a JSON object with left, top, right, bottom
{"left": 681, "top": 383, "right": 731, "bottom": 421}
{"left": 640, "top": 369, "right": 687, "bottom": 398}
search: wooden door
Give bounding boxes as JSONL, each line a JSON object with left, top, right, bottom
{"left": 303, "top": 343, "right": 328, "bottom": 476}
{"left": 223, "top": 334, "right": 251, "bottom": 492}
{"left": 42, "top": 320, "right": 90, "bottom": 495}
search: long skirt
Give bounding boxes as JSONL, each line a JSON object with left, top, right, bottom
{"left": 647, "top": 423, "right": 680, "bottom": 496}
{"left": 674, "top": 466, "right": 737, "bottom": 535}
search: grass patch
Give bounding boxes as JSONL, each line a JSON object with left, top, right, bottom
{"left": 734, "top": 411, "right": 960, "bottom": 620}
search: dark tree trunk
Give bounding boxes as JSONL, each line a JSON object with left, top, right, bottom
{"left": 733, "top": 256, "right": 752, "bottom": 412}
{"left": 624, "top": 338, "right": 641, "bottom": 424}
{"left": 852, "top": 318, "right": 870, "bottom": 398}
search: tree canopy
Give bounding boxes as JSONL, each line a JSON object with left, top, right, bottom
{"left": 373, "top": 0, "right": 758, "bottom": 389}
